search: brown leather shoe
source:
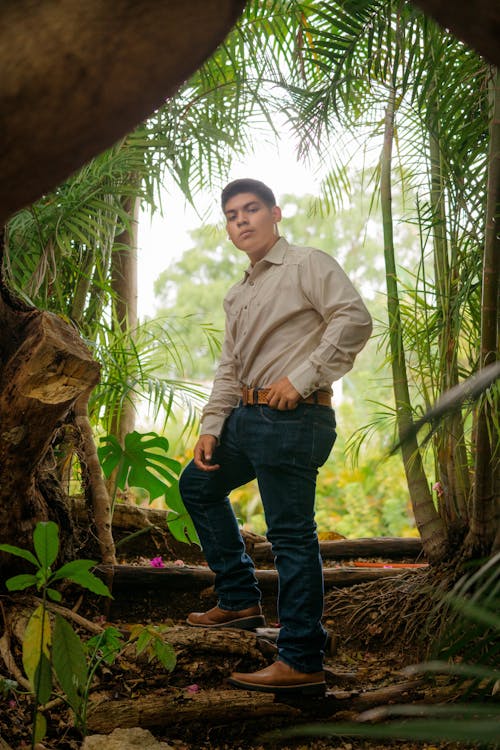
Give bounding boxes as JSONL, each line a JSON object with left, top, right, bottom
{"left": 186, "top": 604, "right": 265, "bottom": 630}
{"left": 228, "top": 659, "right": 326, "bottom": 695}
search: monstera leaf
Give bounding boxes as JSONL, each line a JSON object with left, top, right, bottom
{"left": 98, "top": 431, "right": 181, "bottom": 501}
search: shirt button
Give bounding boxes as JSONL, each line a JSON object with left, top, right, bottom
{"left": 249, "top": 281, "right": 255, "bottom": 286}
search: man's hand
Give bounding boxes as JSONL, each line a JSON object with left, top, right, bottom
{"left": 266, "top": 377, "right": 302, "bottom": 410}
{"left": 194, "top": 434, "right": 220, "bottom": 471}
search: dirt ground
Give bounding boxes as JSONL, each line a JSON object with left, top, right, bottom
{"left": 0, "top": 581, "right": 465, "bottom": 750}
{"left": 0, "top": 529, "right": 467, "bottom": 750}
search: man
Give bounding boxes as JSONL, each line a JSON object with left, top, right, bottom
{"left": 180, "top": 178, "right": 372, "bottom": 696}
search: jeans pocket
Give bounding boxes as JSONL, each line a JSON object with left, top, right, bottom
{"left": 310, "top": 411, "right": 337, "bottom": 467}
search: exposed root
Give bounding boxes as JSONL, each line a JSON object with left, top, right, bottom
{"left": 0, "top": 633, "right": 30, "bottom": 691}
{"left": 325, "top": 566, "right": 457, "bottom": 655}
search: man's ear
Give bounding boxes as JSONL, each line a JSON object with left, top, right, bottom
{"left": 272, "top": 205, "right": 282, "bottom": 223}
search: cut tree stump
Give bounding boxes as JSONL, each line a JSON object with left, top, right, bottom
{"left": 0, "top": 296, "right": 100, "bottom": 558}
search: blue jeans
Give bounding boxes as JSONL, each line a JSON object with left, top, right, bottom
{"left": 179, "top": 402, "right": 337, "bottom": 673}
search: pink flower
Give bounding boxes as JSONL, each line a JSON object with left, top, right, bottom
{"left": 186, "top": 684, "right": 200, "bottom": 693}
{"left": 173, "top": 559, "right": 185, "bottom": 566}
{"left": 150, "top": 556, "right": 165, "bottom": 568}
{"left": 433, "top": 482, "right": 444, "bottom": 497}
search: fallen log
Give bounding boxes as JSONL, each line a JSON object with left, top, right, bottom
{"left": 122, "top": 624, "right": 276, "bottom": 662}
{"left": 101, "top": 563, "right": 423, "bottom": 593}
{"left": 86, "top": 688, "right": 300, "bottom": 733}
{"left": 253, "top": 537, "right": 423, "bottom": 563}
{"left": 85, "top": 679, "right": 425, "bottom": 733}
{"left": 98, "top": 564, "right": 426, "bottom": 620}
{"left": 76, "top": 500, "right": 424, "bottom": 562}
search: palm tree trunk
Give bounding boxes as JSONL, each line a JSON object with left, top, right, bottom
{"left": 106, "top": 191, "right": 140, "bottom": 500}
{"left": 109, "top": 192, "right": 139, "bottom": 441}
{"left": 381, "top": 85, "right": 448, "bottom": 562}
{"left": 466, "top": 66, "right": 500, "bottom": 556}
{"left": 428, "top": 118, "right": 470, "bottom": 531}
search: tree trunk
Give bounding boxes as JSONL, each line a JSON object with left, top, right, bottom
{"left": 108, "top": 194, "right": 139, "bottom": 435}
{"left": 413, "top": 0, "right": 500, "bottom": 68}
{"left": 0, "top": 0, "right": 245, "bottom": 225}
{"left": 0, "top": 253, "right": 100, "bottom": 560}
{"left": 104, "top": 191, "right": 140, "bottom": 500}
{"left": 73, "top": 389, "right": 117, "bottom": 565}
{"left": 380, "top": 87, "right": 448, "bottom": 563}
{"left": 466, "top": 66, "right": 500, "bottom": 556}
{"left": 428, "top": 114, "right": 470, "bottom": 531}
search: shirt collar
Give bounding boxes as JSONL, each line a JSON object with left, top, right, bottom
{"left": 243, "top": 236, "right": 289, "bottom": 279}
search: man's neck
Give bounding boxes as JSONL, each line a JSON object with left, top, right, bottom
{"left": 247, "top": 235, "right": 280, "bottom": 266}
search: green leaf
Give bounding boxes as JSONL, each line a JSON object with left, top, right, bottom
{"left": 33, "top": 711, "right": 47, "bottom": 745}
{"left": 51, "top": 560, "right": 112, "bottom": 598}
{"left": 0, "top": 543, "right": 38, "bottom": 567}
{"left": 52, "top": 614, "right": 88, "bottom": 715}
{"left": 22, "top": 605, "right": 51, "bottom": 690}
{"left": 5, "top": 573, "right": 38, "bottom": 592}
{"left": 86, "top": 626, "right": 124, "bottom": 665}
{"left": 34, "top": 651, "right": 52, "bottom": 705}
{"left": 97, "top": 434, "right": 123, "bottom": 478}
{"left": 153, "top": 639, "right": 176, "bottom": 672}
{"left": 47, "top": 588, "right": 63, "bottom": 602}
{"left": 135, "top": 629, "right": 152, "bottom": 656}
{"left": 33, "top": 521, "right": 59, "bottom": 570}
{"left": 281, "top": 717, "right": 500, "bottom": 744}
{"left": 167, "top": 511, "right": 199, "bottom": 545}
{"left": 98, "top": 431, "right": 181, "bottom": 500}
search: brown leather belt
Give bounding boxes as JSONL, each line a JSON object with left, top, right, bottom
{"left": 241, "top": 386, "right": 331, "bottom": 407}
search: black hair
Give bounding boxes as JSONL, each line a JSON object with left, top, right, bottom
{"left": 221, "top": 178, "right": 276, "bottom": 211}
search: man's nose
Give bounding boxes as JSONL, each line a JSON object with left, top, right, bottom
{"left": 236, "top": 214, "right": 248, "bottom": 225}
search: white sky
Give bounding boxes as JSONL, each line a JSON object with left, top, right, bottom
{"left": 137, "top": 137, "right": 324, "bottom": 318}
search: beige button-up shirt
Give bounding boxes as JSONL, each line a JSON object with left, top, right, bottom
{"left": 200, "top": 237, "right": 372, "bottom": 437}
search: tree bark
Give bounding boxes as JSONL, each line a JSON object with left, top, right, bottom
{"left": 105, "top": 192, "right": 140, "bottom": 500}
{"left": 412, "top": 0, "right": 500, "bottom": 67}
{"left": 467, "top": 66, "right": 500, "bottom": 556}
{"left": 73, "top": 389, "right": 117, "bottom": 565}
{"left": 85, "top": 680, "right": 425, "bottom": 733}
{"left": 86, "top": 688, "right": 299, "bottom": 733}
{"left": 0, "top": 281, "right": 100, "bottom": 557}
{"left": 380, "top": 87, "right": 448, "bottom": 562}
{"left": 0, "top": 0, "right": 245, "bottom": 224}
{"left": 428, "top": 106, "right": 470, "bottom": 531}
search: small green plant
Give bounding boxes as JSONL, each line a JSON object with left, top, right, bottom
{"left": 0, "top": 521, "right": 111, "bottom": 746}
{"left": 98, "top": 429, "right": 198, "bottom": 544}
{"left": 128, "top": 623, "right": 177, "bottom": 672}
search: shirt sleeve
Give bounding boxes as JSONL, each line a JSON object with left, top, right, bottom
{"left": 287, "top": 250, "right": 373, "bottom": 396}
{"left": 199, "top": 315, "right": 241, "bottom": 438}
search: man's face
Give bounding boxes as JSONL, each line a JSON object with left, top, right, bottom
{"left": 224, "top": 192, "right": 281, "bottom": 263}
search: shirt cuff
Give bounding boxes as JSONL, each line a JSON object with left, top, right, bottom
{"left": 287, "top": 361, "right": 324, "bottom": 398}
{"left": 200, "top": 414, "right": 227, "bottom": 440}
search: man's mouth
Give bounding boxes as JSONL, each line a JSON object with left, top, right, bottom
{"left": 240, "top": 230, "right": 253, "bottom": 239}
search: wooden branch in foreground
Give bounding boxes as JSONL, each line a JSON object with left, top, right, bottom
{"left": 86, "top": 688, "right": 299, "bottom": 732}
{"left": 86, "top": 679, "right": 425, "bottom": 733}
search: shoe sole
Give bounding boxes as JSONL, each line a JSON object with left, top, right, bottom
{"left": 186, "top": 615, "right": 266, "bottom": 631}
{"left": 227, "top": 676, "right": 326, "bottom": 696}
